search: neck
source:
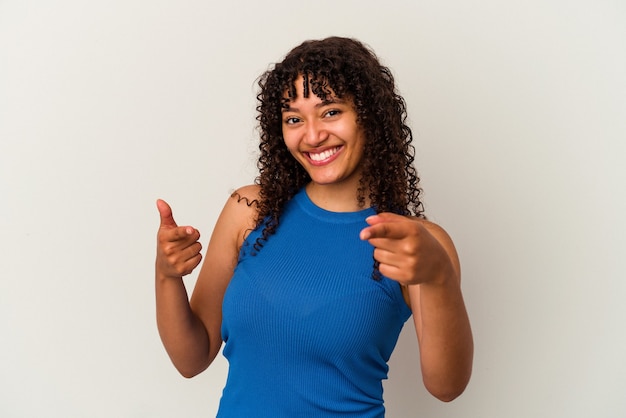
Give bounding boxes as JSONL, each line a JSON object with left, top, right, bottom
{"left": 304, "top": 182, "right": 370, "bottom": 212}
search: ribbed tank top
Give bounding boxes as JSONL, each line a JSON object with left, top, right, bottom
{"left": 217, "top": 188, "right": 412, "bottom": 417}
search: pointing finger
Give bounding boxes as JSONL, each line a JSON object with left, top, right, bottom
{"left": 364, "top": 212, "right": 407, "bottom": 226}
{"left": 170, "top": 225, "right": 201, "bottom": 241}
{"left": 361, "top": 217, "right": 411, "bottom": 241}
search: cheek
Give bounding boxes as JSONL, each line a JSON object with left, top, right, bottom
{"left": 353, "top": 131, "right": 367, "bottom": 156}
{"left": 282, "top": 134, "right": 303, "bottom": 162}
{"left": 282, "top": 132, "right": 296, "bottom": 152}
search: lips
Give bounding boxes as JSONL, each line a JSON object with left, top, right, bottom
{"left": 306, "top": 146, "right": 341, "bottom": 164}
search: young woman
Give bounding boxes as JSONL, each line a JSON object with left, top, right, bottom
{"left": 155, "top": 36, "right": 473, "bottom": 417}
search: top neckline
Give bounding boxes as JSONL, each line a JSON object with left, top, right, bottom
{"left": 292, "top": 188, "right": 376, "bottom": 223}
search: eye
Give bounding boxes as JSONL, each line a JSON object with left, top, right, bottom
{"left": 324, "top": 109, "right": 341, "bottom": 118}
{"left": 284, "top": 116, "right": 301, "bottom": 125}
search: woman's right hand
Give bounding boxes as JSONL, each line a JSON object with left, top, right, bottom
{"left": 155, "top": 199, "right": 203, "bottom": 280}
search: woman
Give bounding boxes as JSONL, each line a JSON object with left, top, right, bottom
{"left": 155, "top": 36, "right": 473, "bottom": 417}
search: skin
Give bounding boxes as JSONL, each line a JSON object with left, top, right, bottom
{"left": 155, "top": 192, "right": 256, "bottom": 377}
{"left": 281, "top": 78, "right": 366, "bottom": 211}
{"left": 155, "top": 76, "right": 473, "bottom": 401}
{"left": 360, "top": 214, "right": 473, "bottom": 401}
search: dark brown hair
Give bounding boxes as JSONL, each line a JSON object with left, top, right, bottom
{"left": 253, "top": 36, "right": 424, "bottom": 252}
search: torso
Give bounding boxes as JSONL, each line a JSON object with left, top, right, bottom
{"left": 216, "top": 187, "right": 412, "bottom": 417}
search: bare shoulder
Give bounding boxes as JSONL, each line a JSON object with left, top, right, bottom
{"left": 419, "top": 219, "right": 453, "bottom": 245}
{"left": 419, "top": 219, "right": 461, "bottom": 280}
{"left": 190, "top": 184, "right": 261, "bottom": 313}
{"left": 229, "top": 184, "right": 261, "bottom": 208}
{"left": 220, "top": 184, "right": 261, "bottom": 248}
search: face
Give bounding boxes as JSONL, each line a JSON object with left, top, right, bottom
{"left": 281, "top": 76, "right": 366, "bottom": 191}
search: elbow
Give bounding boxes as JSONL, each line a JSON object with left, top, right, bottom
{"left": 167, "top": 345, "right": 216, "bottom": 379}
{"left": 423, "top": 339, "right": 474, "bottom": 402}
{"left": 428, "top": 386, "right": 467, "bottom": 403}
{"left": 424, "top": 367, "right": 472, "bottom": 402}
{"left": 173, "top": 358, "right": 211, "bottom": 379}
{"left": 425, "top": 379, "right": 470, "bottom": 402}
{"left": 178, "top": 368, "right": 202, "bottom": 379}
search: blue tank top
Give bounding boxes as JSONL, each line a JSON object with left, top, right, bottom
{"left": 217, "top": 188, "right": 412, "bottom": 417}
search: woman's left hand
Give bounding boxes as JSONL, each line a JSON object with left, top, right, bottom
{"left": 360, "top": 212, "right": 454, "bottom": 286}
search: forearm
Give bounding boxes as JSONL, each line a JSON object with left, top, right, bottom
{"left": 155, "top": 274, "right": 211, "bottom": 378}
{"left": 414, "top": 270, "right": 473, "bottom": 401}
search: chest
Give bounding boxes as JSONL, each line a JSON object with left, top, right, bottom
{"left": 222, "top": 217, "right": 407, "bottom": 359}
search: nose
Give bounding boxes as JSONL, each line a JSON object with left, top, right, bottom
{"left": 304, "top": 120, "right": 329, "bottom": 147}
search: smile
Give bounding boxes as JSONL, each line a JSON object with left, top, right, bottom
{"left": 307, "top": 146, "right": 341, "bottom": 163}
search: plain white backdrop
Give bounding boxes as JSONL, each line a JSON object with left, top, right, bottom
{"left": 1, "top": 1, "right": 625, "bottom": 417}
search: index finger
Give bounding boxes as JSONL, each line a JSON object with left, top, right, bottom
{"left": 364, "top": 212, "right": 407, "bottom": 226}
{"left": 360, "top": 220, "right": 408, "bottom": 241}
{"left": 159, "top": 225, "right": 200, "bottom": 242}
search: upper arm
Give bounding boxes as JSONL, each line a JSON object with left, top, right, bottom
{"left": 407, "top": 220, "right": 462, "bottom": 342}
{"left": 189, "top": 185, "right": 260, "bottom": 364}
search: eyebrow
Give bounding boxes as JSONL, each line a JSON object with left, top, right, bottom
{"left": 281, "top": 97, "right": 348, "bottom": 112}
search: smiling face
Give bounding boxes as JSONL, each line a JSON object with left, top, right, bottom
{"left": 281, "top": 76, "right": 366, "bottom": 199}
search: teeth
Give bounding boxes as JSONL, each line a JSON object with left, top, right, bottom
{"left": 309, "top": 147, "right": 338, "bottom": 162}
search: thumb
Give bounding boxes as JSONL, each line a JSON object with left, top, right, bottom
{"left": 156, "top": 199, "right": 178, "bottom": 229}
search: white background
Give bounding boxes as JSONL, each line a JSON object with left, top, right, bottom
{"left": 1, "top": 1, "right": 625, "bottom": 417}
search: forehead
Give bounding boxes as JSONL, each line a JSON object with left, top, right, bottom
{"left": 283, "top": 74, "right": 339, "bottom": 100}
{"left": 281, "top": 88, "right": 354, "bottom": 113}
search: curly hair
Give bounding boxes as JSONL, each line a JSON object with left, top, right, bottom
{"left": 252, "top": 36, "right": 424, "bottom": 253}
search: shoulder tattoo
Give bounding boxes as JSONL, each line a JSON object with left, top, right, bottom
{"left": 230, "top": 191, "right": 259, "bottom": 207}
